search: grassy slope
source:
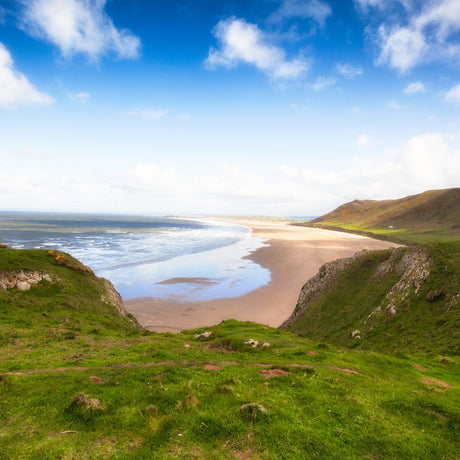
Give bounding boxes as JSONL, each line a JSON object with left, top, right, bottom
{"left": 284, "top": 242, "right": 460, "bottom": 355}
{"left": 0, "top": 249, "right": 459, "bottom": 459}
{"left": 299, "top": 188, "right": 460, "bottom": 244}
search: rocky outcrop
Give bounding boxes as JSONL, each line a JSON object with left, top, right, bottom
{"left": 0, "top": 271, "right": 54, "bottom": 291}
{"left": 365, "top": 246, "right": 430, "bottom": 322}
{"left": 281, "top": 250, "right": 368, "bottom": 329}
{"left": 100, "top": 278, "right": 144, "bottom": 331}
{"left": 282, "top": 245, "right": 435, "bottom": 332}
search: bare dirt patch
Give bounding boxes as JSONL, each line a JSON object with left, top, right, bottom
{"left": 329, "top": 366, "right": 361, "bottom": 375}
{"left": 420, "top": 378, "right": 452, "bottom": 388}
{"left": 202, "top": 364, "right": 224, "bottom": 371}
{"left": 411, "top": 363, "right": 429, "bottom": 371}
{"left": 258, "top": 369, "right": 290, "bottom": 379}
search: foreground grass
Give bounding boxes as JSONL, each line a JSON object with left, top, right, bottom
{"left": 1, "top": 248, "right": 459, "bottom": 458}
{"left": 1, "top": 320, "right": 459, "bottom": 459}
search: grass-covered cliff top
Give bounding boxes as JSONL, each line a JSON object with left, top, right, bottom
{"left": 0, "top": 247, "right": 459, "bottom": 458}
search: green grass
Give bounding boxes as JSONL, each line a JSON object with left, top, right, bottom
{"left": 1, "top": 248, "right": 459, "bottom": 458}
{"left": 284, "top": 241, "right": 460, "bottom": 355}
{"left": 0, "top": 320, "right": 459, "bottom": 459}
{"left": 295, "top": 187, "right": 460, "bottom": 245}
{"left": 300, "top": 221, "right": 459, "bottom": 245}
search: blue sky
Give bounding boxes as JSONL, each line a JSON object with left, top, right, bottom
{"left": 0, "top": 0, "right": 459, "bottom": 216}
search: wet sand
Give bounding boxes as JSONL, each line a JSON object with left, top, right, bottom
{"left": 124, "top": 221, "right": 399, "bottom": 332}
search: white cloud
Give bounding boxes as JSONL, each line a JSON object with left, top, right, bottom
{"left": 70, "top": 91, "right": 90, "bottom": 103}
{"left": 403, "top": 81, "right": 425, "bottom": 94}
{"left": 20, "top": 0, "right": 141, "bottom": 60}
{"left": 269, "top": 0, "right": 332, "bottom": 27}
{"left": 310, "top": 76, "right": 336, "bottom": 90}
{"left": 352, "top": 106, "right": 362, "bottom": 113}
{"left": 126, "top": 109, "right": 169, "bottom": 121}
{"left": 0, "top": 42, "right": 54, "bottom": 110}
{"left": 444, "top": 83, "right": 460, "bottom": 105}
{"left": 1, "top": 133, "right": 459, "bottom": 215}
{"left": 363, "top": 0, "right": 460, "bottom": 72}
{"left": 355, "top": 134, "right": 374, "bottom": 149}
{"left": 387, "top": 99, "right": 406, "bottom": 110}
{"left": 377, "top": 25, "right": 427, "bottom": 72}
{"left": 205, "top": 17, "right": 309, "bottom": 80}
{"left": 336, "top": 62, "right": 363, "bottom": 78}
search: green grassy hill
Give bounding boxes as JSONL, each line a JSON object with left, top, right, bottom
{"left": 1, "top": 248, "right": 459, "bottom": 459}
{"left": 283, "top": 242, "right": 460, "bottom": 355}
{"left": 302, "top": 188, "right": 460, "bottom": 244}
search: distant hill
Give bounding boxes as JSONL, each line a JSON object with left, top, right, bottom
{"left": 304, "top": 188, "right": 460, "bottom": 244}
{"left": 283, "top": 241, "right": 460, "bottom": 354}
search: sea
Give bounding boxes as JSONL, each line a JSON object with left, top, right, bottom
{"left": 0, "top": 212, "right": 270, "bottom": 301}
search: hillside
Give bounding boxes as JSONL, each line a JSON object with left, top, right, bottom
{"left": 303, "top": 188, "right": 460, "bottom": 244}
{"left": 1, "top": 248, "right": 459, "bottom": 459}
{"left": 283, "top": 242, "right": 460, "bottom": 354}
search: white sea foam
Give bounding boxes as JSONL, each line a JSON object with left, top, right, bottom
{"left": 0, "top": 214, "right": 270, "bottom": 300}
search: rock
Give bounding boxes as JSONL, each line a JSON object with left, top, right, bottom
{"left": 68, "top": 392, "right": 106, "bottom": 412}
{"left": 240, "top": 403, "right": 267, "bottom": 420}
{"left": 244, "top": 339, "right": 259, "bottom": 348}
{"left": 0, "top": 270, "right": 54, "bottom": 291}
{"left": 262, "top": 342, "right": 270, "bottom": 347}
{"left": 194, "top": 331, "right": 213, "bottom": 339}
{"left": 100, "top": 279, "right": 143, "bottom": 331}
{"left": 16, "top": 281, "right": 31, "bottom": 291}
{"left": 426, "top": 289, "right": 444, "bottom": 302}
{"left": 351, "top": 330, "right": 361, "bottom": 339}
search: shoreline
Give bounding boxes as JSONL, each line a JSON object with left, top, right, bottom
{"left": 124, "top": 221, "right": 399, "bottom": 332}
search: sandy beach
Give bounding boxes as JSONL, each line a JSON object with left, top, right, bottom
{"left": 124, "top": 221, "right": 399, "bottom": 332}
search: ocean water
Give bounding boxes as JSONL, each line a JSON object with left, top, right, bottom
{"left": 0, "top": 212, "right": 270, "bottom": 300}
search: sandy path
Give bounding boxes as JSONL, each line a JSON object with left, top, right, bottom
{"left": 124, "top": 222, "right": 399, "bottom": 332}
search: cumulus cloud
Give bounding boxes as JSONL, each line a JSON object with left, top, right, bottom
{"left": 3, "top": 133, "right": 458, "bottom": 216}
{"left": 444, "top": 83, "right": 460, "bottom": 105}
{"left": 19, "top": 0, "right": 141, "bottom": 60}
{"left": 336, "top": 62, "right": 363, "bottom": 78}
{"left": 126, "top": 109, "right": 169, "bottom": 121}
{"left": 310, "top": 76, "right": 336, "bottom": 90}
{"left": 361, "top": 0, "right": 460, "bottom": 72}
{"left": 268, "top": 0, "right": 332, "bottom": 28}
{"left": 205, "top": 17, "right": 309, "bottom": 80}
{"left": 403, "top": 81, "right": 425, "bottom": 94}
{"left": 0, "top": 42, "right": 54, "bottom": 110}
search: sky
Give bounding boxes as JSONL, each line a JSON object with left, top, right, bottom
{"left": 0, "top": 0, "right": 459, "bottom": 216}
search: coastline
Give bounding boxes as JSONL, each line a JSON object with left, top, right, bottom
{"left": 124, "top": 220, "right": 400, "bottom": 332}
